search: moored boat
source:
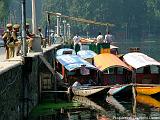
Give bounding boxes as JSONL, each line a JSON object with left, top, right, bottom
{"left": 56, "top": 54, "right": 110, "bottom": 97}
{"left": 94, "top": 53, "right": 132, "bottom": 95}
{"left": 123, "top": 52, "right": 160, "bottom": 95}
{"left": 72, "top": 86, "right": 110, "bottom": 97}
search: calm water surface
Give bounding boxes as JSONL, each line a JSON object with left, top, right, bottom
{"left": 29, "top": 39, "right": 160, "bottom": 120}
{"left": 29, "top": 93, "right": 160, "bottom": 120}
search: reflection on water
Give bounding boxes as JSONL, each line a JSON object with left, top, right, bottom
{"left": 28, "top": 93, "right": 160, "bottom": 120}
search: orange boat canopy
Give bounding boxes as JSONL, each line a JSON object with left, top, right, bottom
{"left": 94, "top": 53, "right": 131, "bottom": 71}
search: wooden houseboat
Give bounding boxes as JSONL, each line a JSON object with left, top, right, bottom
{"left": 94, "top": 53, "right": 133, "bottom": 95}
{"left": 123, "top": 52, "right": 160, "bottom": 95}
{"left": 56, "top": 54, "right": 110, "bottom": 97}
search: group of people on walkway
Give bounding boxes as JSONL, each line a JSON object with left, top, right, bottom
{"left": 2, "top": 23, "right": 34, "bottom": 59}
{"left": 97, "top": 31, "right": 113, "bottom": 44}
{"left": 72, "top": 31, "right": 113, "bottom": 53}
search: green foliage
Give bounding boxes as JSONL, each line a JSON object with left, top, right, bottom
{"left": 40, "top": 0, "right": 160, "bottom": 39}
{"left": 4, "top": 0, "right": 160, "bottom": 39}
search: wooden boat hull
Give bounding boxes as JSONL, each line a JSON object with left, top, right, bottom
{"left": 135, "top": 86, "right": 160, "bottom": 95}
{"left": 72, "top": 86, "right": 110, "bottom": 97}
{"left": 108, "top": 84, "right": 132, "bottom": 96}
{"left": 136, "top": 94, "right": 160, "bottom": 108}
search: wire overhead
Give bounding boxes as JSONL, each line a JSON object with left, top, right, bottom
{"left": 46, "top": 11, "right": 115, "bottom": 27}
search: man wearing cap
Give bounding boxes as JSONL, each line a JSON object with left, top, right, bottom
{"left": 26, "top": 23, "right": 34, "bottom": 52}
{"left": 12, "top": 24, "right": 21, "bottom": 56}
{"left": 2, "top": 23, "right": 13, "bottom": 59}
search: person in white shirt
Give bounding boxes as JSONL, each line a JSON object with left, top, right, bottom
{"left": 96, "top": 32, "right": 104, "bottom": 44}
{"left": 104, "top": 31, "right": 113, "bottom": 43}
{"left": 73, "top": 34, "right": 81, "bottom": 53}
{"left": 73, "top": 34, "right": 81, "bottom": 46}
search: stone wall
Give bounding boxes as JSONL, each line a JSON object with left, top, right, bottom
{"left": 0, "top": 65, "right": 22, "bottom": 120}
{"left": 0, "top": 44, "right": 60, "bottom": 120}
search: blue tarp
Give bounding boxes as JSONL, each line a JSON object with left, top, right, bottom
{"left": 56, "top": 54, "right": 96, "bottom": 71}
{"left": 56, "top": 48, "right": 76, "bottom": 56}
{"left": 77, "top": 50, "right": 97, "bottom": 59}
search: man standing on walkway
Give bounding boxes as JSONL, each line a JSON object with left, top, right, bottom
{"left": 104, "top": 31, "right": 113, "bottom": 44}
{"left": 2, "top": 23, "right": 13, "bottom": 59}
{"left": 73, "top": 33, "right": 81, "bottom": 53}
{"left": 96, "top": 32, "right": 104, "bottom": 44}
{"left": 26, "top": 23, "right": 34, "bottom": 52}
{"left": 12, "top": 24, "right": 21, "bottom": 56}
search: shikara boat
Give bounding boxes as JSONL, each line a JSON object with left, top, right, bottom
{"left": 123, "top": 52, "right": 160, "bottom": 95}
{"left": 72, "top": 86, "right": 110, "bottom": 97}
{"left": 94, "top": 53, "right": 132, "bottom": 95}
{"left": 56, "top": 54, "right": 110, "bottom": 96}
{"left": 136, "top": 94, "right": 160, "bottom": 108}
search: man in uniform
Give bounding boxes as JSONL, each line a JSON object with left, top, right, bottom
{"left": 12, "top": 24, "right": 21, "bottom": 56}
{"left": 2, "top": 23, "right": 12, "bottom": 59}
{"left": 26, "top": 23, "right": 34, "bottom": 52}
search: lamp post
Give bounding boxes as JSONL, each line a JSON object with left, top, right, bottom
{"left": 32, "top": 0, "right": 37, "bottom": 34}
{"left": 62, "top": 20, "right": 66, "bottom": 43}
{"left": 56, "top": 13, "right": 61, "bottom": 36}
{"left": 67, "top": 23, "right": 71, "bottom": 40}
{"left": 21, "top": 0, "right": 27, "bottom": 56}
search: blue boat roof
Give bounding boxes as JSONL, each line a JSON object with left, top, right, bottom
{"left": 56, "top": 54, "right": 96, "bottom": 71}
{"left": 77, "top": 50, "right": 97, "bottom": 59}
{"left": 56, "top": 48, "right": 76, "bottom": 56}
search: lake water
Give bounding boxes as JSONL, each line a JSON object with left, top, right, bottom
{"left": 28, "top": 39, "right": 160, "bottom": 120}
{"left": 29, "top": 92, "right": 160, "bottom": 120}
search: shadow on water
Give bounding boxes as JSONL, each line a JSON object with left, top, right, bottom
{"left": 28, "top": 91, "right": 160, "bottom": 120}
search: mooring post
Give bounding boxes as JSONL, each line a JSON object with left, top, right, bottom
{"left": 53, "top": 48, "right": 57, "bottom": 102}
{"left": 132, "top": 85, "right": 136, "bottom": 118}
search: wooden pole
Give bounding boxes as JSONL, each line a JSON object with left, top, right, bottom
{"left": 132, "top": 85, "right": 136, "bottom": 118}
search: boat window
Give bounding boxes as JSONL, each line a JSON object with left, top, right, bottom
{"left": 136, "top": 68, "right": 143, "bottom": 73}
{"left": 143, "top": 66, "right": 151, "bottom": 74}
{"left": 150, "top": 66, "right": 159, "bottom": 74}
{"left": 117, "top": 67, "right": 123, "bottom": 74}
{"left": 63, "top": 50, "right": 72, "bottom": 54}
{"left": 103, "top": 68, "right": 113, "bottom": 74}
